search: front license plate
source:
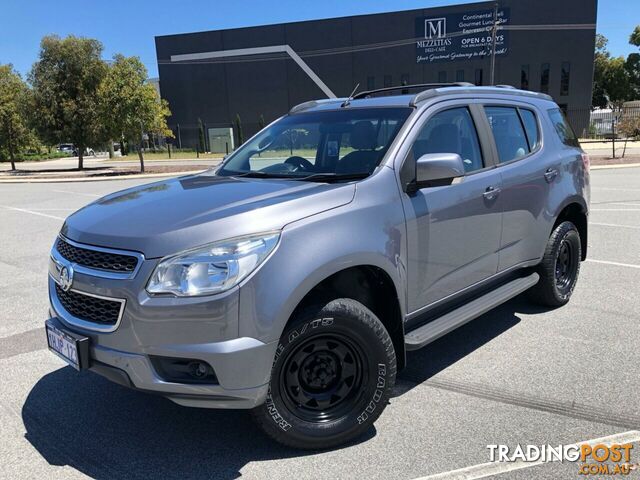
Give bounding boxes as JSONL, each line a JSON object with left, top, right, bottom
{"left": 46, "top": 321, "right": 89, "bottom": 370}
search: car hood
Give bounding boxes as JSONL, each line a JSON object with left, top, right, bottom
{"left": 62, "top": 172, "right": 356, "bottom": 258}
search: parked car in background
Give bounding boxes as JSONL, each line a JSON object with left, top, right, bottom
{"left": 57, "top": 144, "right": 75, "bottom": 155}
{"left": 45, "top": 83, "right": 589, "bottom": 449}
{"left": 56, "top": 144, "right": 96, "bottom": 157}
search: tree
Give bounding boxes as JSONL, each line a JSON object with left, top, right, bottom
{"left": 592, "top": 34, "right": 611, "bottom": 107}
{"left": 625, "top": 53, "right": 640, "bottom": 99}
{"left": 234, "top": 114, "right": 244, "bottom": 147}
{"left": 630, "top": 25, "right": 640, "bottom": 48}
{"left": 98, "top": 55, "right": 172, "bottom": 172}
{"left": 197, "top": 118, "right": 205, "bottom": 153}
{"left": 604, "top": 57, "right": 632, "bottom": 106}
{"left": 626, "top": 26, "right": 640, "bottom": 99}
{"left": 29, "top": 35, "right": 107, "bottom": 169}
{"left": 592, "top": 33, "right": 633, "bottom": 107}
{"left": 0, "top": 65, "right": 32, "bottom": 170}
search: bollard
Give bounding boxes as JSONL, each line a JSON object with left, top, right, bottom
{"left": 612, "top": 118, "right": 616, "bottom": 159}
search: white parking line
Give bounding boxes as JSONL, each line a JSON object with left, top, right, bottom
{"left": 592, "top": 187, "right": 640, "bottom": 192}
{"left": 591, "top": 208, "right": 640, "bottom": 212}
{"left": 586, "top": 259, "right": 640, "bottom": 269}
{"left": 23, "top": 208, "right": 75, "bottom": 211}
{"left": 415, "top": 430, "right": 640, "bottom": 480}
{"left": 591, "top": 222, "right": 640, "bottom": 230}
{"left": 609, "top": 202, "right": 640, "bottom": 207}
{"left": 0, "top": 205, "right": 65, "bottom": 221}
{"left": 52, "top": 189, "right": 100, "bottom": 198}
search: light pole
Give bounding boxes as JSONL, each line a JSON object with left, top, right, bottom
{"left": 489, "top": 2, "right": 499, "bottom": 85}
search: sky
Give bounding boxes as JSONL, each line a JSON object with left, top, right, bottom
{"left": 1, "top": 0, "right": 638, "bottom": 79}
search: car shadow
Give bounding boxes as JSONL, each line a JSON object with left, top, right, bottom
{"left": 22, "top": 367, "right": 373, "bottom": 479}
{"left": 22, "top": 295, "right": 540, "bottom": 477}
{"left": 396, "top": 295, "right": 537, "bottom": 391}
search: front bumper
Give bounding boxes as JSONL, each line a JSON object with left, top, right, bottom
{"left": 47, "top": 315, "right": 277, "bottom": 408}
{"left": 47, "top": 236, "right": 281, "bottom": 408}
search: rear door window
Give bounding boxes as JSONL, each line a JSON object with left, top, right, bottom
{"left": 484, "top": 106, "right": 530, "bottom": 163}
{"left": 548, "top": 108, "right": 580, "bottom": 147}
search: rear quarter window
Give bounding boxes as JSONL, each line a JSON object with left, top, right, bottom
{"left": 519, "top": 109, "right": 540, "bottom": 150}
{"left": 548, "top": 108, "right": 580, "bottom": 147}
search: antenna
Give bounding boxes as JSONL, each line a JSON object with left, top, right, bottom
{"left": 341, "top": 83, "right": 360, "bottom": 108}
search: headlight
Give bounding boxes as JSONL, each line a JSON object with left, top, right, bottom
{"left": 146, "top": 232, "right": 280, "bottom": 297}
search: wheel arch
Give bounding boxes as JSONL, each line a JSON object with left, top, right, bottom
{"left": 285, "top": 264, "right": 406, "bottom": 371}
{"left": 552, "top": 199, "right": 588, "bottom": 260}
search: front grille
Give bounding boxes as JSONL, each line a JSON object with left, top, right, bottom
{"left": 56, "top": 237, "right": 138, "bottom": 274}
{"left": 55, "top": 284, "right": 122, "bottom": 325}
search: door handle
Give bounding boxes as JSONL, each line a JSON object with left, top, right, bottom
{"left": 483, "top": 186, "right": 501, "bottom": 200}
{"left": 544, "top": 168, "right": 559, "bottom": 183}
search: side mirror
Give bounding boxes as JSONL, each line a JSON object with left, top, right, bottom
{"left": 416, "top": 153, "right": 465, "bottom": 184}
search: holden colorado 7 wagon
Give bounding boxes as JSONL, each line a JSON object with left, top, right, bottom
{"left": 46, "top": 83, "right": 589, "bottom": 449}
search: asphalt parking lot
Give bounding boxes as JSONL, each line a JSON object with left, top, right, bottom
{"left": 1, "top": 167, "right": 639, "bottom": 479}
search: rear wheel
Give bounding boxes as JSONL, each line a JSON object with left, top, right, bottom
{"left": 528, "top": 221, "right": 581, "bottom": 307}
{"left": 252, "top": 298, "right": 396, "bottom": 449}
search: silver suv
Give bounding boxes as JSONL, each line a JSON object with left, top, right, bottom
{"left": 45, "top": 83, "right": 589, "bottom": 449}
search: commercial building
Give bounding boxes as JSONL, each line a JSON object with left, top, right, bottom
{"left": 155, "top": 0, "right": 597, "bottom": 150}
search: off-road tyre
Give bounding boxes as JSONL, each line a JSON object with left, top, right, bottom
{"left": 252, "top": 298, "right": 396, "bottom": 450}
{"left": 528, "top": 221, "right": 581, "bottom": 307}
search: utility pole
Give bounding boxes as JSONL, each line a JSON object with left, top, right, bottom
{"left": 489, "top": 1, "right": 498, "bottom": 85}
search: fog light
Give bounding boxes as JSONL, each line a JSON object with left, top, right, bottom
{"left": 149, "top": 356, "right": 218, "bottom": 384}
{"left": 188, "top": 361, "right": 210, "bottom": 379}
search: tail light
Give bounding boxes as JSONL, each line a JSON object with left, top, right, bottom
{"left": 581, "top": 153, "right": 590, "bottom": 173}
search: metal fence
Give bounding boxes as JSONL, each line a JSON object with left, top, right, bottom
{"left": 566, "top": 106, "right": 640, "bottom": 140}
{"left": 162, "top": 106, "right": 640, "bottom": 154}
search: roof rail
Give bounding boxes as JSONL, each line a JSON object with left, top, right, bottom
{"left": 352, "top": 83, "right": 473, "bottom": 100}
{"left": 411, "top": 85, "right": 553, "bottom": 105}
{"left": 289, "top": 98, "right": 345, "bottom": 114}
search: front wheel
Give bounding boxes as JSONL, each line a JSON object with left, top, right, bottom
{"left": 528, "top": 221, "right": 582, "bottom": 307}
{"left": 252, "top": 298, "right": 396, "bottom": 449}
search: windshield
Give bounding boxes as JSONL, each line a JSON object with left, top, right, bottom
{"left": 218, "top": 108, "right": 411, "bottom": 180}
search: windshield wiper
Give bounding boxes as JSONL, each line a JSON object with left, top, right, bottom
{"left": 226, "top": 170, "right": 296, "bottom": 179}
{"left": 294, "top": 172, "right": 370, "bottom": 183}
{"left": 221, "top": 170, "right": 370, "bottom": 182}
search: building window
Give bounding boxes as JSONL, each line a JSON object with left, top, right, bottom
{"left": 560, "top": 62, "right": 570, "bottom": 96}
{"left": 438, "top": 71, "right": 447, "bottom": 83}
{"left": 367, "top": 76, "right": 375, "bottom": 91}
{"left": 475, "top": 68, "right": 483, "bottom": 86}
{"left": 540, "top": 63, "right": 550, "bottom": 94}
{"left": 384, "top": 75, "right": 392, "bottom": 88}
{"left": 520, "top": 65, "right": 529, "bottom": 90}
{"left": 456, "top": 70, "right": 465, "bottom": 82}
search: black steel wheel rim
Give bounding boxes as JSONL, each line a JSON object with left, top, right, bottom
{"left": 555, "top": 237, "right": 577, "bottom": 292}
{"left": 279, "top": 333, "right": 366, "bottom": 423}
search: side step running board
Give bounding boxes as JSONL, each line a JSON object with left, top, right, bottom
{"left": 404, "top": 272, "right": 539, "bottom": 351}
